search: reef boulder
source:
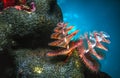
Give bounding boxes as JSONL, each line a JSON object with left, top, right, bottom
{"left": 0, "top": 0, "right": 63, "bottom": 50}
{"left": 14, "top": 48, "right": 84, "bottom": 78}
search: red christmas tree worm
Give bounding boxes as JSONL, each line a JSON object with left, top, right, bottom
{"left": 47, "top": 22, "right": 110, "bottom": 72}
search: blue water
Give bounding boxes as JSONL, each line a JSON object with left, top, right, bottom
{"left": 57, "top": 0, "right": 120, "bottom": 78}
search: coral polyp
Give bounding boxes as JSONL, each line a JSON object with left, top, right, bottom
{"left": 47, "top": 22, "right": 110, "bottom": 72}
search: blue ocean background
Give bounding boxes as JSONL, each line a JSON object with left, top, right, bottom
{"left": 57, "top": 0, "right": 120, "bottom": 78}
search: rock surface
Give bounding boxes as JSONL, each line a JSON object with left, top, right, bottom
{"left": 0, "top": 0, "right": 63, "bottom": 51}
{"left": 14, "top": 48, "right": 84, "bottom": 78}
{"left": 0, "top": 48, "right": 111, "bottom": 78}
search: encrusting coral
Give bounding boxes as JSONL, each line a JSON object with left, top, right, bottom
{"left": 0, "top": 0, "right": 63, "bottom": 50}
{"left": 47, "top": 22, "right": 110, "bottom": 72}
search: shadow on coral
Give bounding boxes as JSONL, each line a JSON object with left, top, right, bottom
{"left": 84, "top": 69, "right": 111, "bottom": 78}
{"left": 0, "top": 52, "right": 16, "bottom": 78}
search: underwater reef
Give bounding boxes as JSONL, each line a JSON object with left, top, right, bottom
{"left": 0, "top": 0, "right": 111, "bottom": 78}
